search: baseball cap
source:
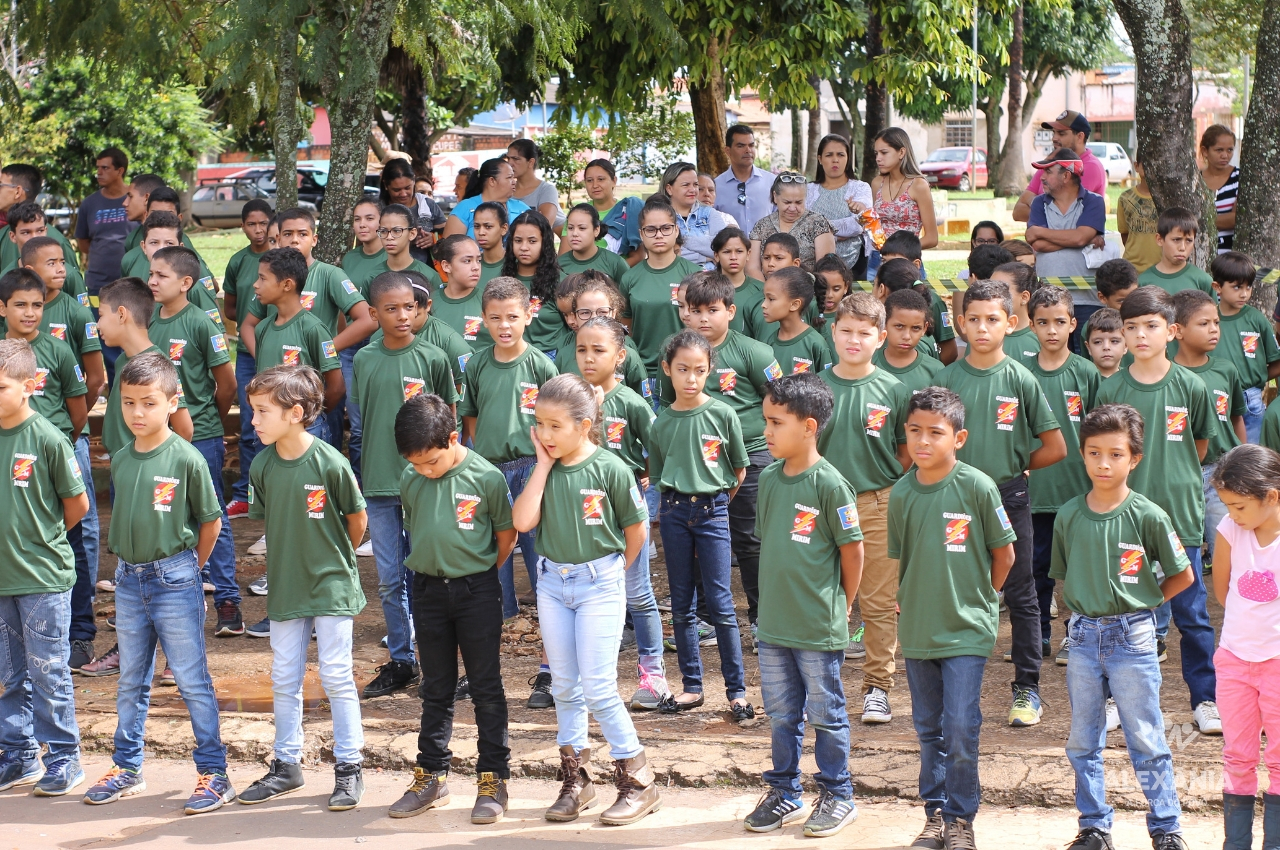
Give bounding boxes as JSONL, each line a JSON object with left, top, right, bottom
{"left": 1041, "top": 110, "right": 1091, "bottom": 137}
{"left": 1032, "top": 148, "right": 1085, "bottom": 176}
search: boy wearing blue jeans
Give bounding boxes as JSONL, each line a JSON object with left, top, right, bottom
{"left": 889, "top": 388, "right": 1016, "bottom": 850}
{"left": 744, "top": 374, "right": 863, "bottom": 838}
{"left": 83, "top": 352, "right": 234, "bottom": 813}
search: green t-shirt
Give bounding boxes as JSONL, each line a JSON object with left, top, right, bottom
{"left": 730, "top": 277, "right": 767, "bottom": 339}
{"left": 223, "top": 245, "right": 269, "bottom": 329}
{"left": 254, "top": 308, "right": 340, "bottom": 374}
{"left": 768, "top": 325, "right": 832, "bottom": 375}
{"left": 648, "top": 397, "right": 749, "bottom": 495}
{"left": 871, "top": 348, "right": 944, "bottom": 396}
{"left": 124, "top": 228, "right": 195, "bottom": 256}
{"left": 0, "top": 261, "right": 87, "bottom": 308}
{"left": 248, "top": 438, "right": 367, "bottom": 620}
{"left": 755, "top": 458, "right": 864, "bottom": 651}
{"left": 1263, "top": 396, "right": 1280, "bottom": 454}
{"left": 930, "top": 296, "right": 956, "bottom": 344}
{"left": 619, "top": 256, "right": 703, "bottom": 372}
{"left": 658, "top": 330, "right": 780, "bottom": 453}
{"left": 108, "top": 433, "right": 222, "bottom": 565}
{"left": 0, "top": 412, "right": 85, "bottom": 594}
{"left": 1002, "top": 326, "right": 1041, "bottom": 360}
{"left": 362, "top": 257, "right": 444, "bottom": 302}
{"left": 935, "top": 354, "right": 1059, "bottom": 485}
{"left": 1095, "top": 364, "right": 1215, "bottom": 545}
{"left": 351, "top": 336, "right": 458, "bottom": 496}
{"left": 535, "top": 446, "right": 648, "bottom": 565}
{"left": 1027, "top": 353, "right": 1101, "bottom": 512}
{"left": 121, "top": 248, "right": 225, "bottom": 331}
{"left": 24, "top": 331, "right": 87, "bottom": 442}
{"left": 149, "top": 303, "right": 231, "bottom": 442}
{"left": 103, "top": 345, "right": 187, "bottom": 456}
{"left": 419, "top": 317, "right": 473, "bottom": 396}
{"left": 41, "top": 291, "right": 101, "bottom": 367}
{"left": 1050, "top": 491, "right": 1190, "bottom": 617}
{"left": 458, "top": 344, "right": 558, "bottom": 464}
{"left": 889, "top": 461, "right": 1017, "bottom": 659}
{"left": 400, "top": 449, "right": 514, "bottom": 577}
{"left": 0, "top": 225, "right": 81, "bottom": 273}
{"left": 554, "top": 336, "right": 649, "bottom": 401}
{"left": 599, "top": 383, "right": 655, "bottom": 474}
{"left": 1138, "top": 264, "right": 1214, "bottom": 295}
{"left": 514, "top": 274, "right": 573, "bottom": 357}
{"left": 249, "top": 260, "right": 365, "bottom": 336}
{"left": 1184, "top": 358, "right": 1245, "bottom": 465}
{"left": 341, "top": 246, "right": 388, "bottom": 299}
{"left": 818, "top": 367, "right": 911, "bottom": 493}
{"left": 1215, "top": 306, "right": 1280, "bottom": 391}
{"left": 433, "top": 286, "right": 491, "bottom": 349}
{"left": 479, "top": 258, "right": 505, "bottom": 287}
{"left": 559, "top": 247, "right": 631, "bottom": 283}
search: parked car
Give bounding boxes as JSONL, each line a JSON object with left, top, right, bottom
{"left": 35, "top": 192, "right": 74, "bottom": 234}
{"left": 920, "top": 147, "right": 988, "bottom": 192}
{"left": 1086, "top": 142, "right": 1133, "bottom": 185}
{"left": 232, "top": 166, "right": 330, "bottom": 209}
{"left": 191, "top": 181, "right": 273, "bottom": 229}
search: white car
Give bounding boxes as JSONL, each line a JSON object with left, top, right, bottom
{"left": 1087, "top": 142, "right": 1133, "bottom": 185}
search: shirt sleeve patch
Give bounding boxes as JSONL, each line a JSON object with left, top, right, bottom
{"left": 764, "top": 361, "right": 783, "bottom": 381}
{"left": 342, "top": 279, "right": 358, "bottom": 295}
{"left": 629, "top": 485, "right": 646, "bottom": 510}
{"left": 211, "top": 334, "right": 228, "bottom": 353}
{"left": 73, "top": 365, "right": 84, "bottom": 383}
{"left": 837, "top": 504, "right": 859, "bottom": 530}
{"left": 322, "top": 340, "right": 337, "bottom": 359}
{"left": 996, "top": 505, "right": 1013, "bottom": 531}
{"left": 85, "top": 322, "right": 99, "bottom": 339}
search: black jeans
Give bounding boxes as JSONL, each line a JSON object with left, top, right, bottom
{"left": 411, "top": 568, "right": 510, "bottom": 777}
{"left": 727, "top": 450, "right": 773, "bottom": 624}
{"left": 999, "top": 475, "right": 1041, "bottom": 691}
{"left": 1031, "top": 512, "right": 1057, "bottom": 646}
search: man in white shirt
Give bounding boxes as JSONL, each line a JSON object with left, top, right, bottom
{"left": 714, "top": 125, "right": 775, "bottom": 233}
{"left": 1013, "top": 111, "right": 1107, "bottom": 222}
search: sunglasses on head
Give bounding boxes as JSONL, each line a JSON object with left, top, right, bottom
{"left": 777, "top": 173, "right": 807, "bottom": 184}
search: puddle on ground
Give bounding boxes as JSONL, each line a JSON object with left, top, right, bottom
{"left": 214, "top": 672, "right": 331, "bottom": 713}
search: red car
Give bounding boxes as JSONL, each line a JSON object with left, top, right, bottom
{"left": 920, "top": 147, "right": 988, "bottom": 192}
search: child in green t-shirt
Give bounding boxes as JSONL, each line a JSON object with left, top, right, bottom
{"left": 85, "top": 352, "right": 234, "bottom": 814}
{"left": 1136, "top": 207, "right": 1215, "bottom": 295}
{"left": 0, "top": 337, "right": 89, "bottom": 797}
{"left": 432, "top": 234, "right": 490, "bottom": 349}
{"left": 762, "top": 267, "right": 832, "bottom": 375}
{"left": 554, "top": 272, "right": 648, "bottom": 400}
{"left": 123, "top": 211, "right": 224, "bottom": 331}
{"left": 504, "top": 210, "right": 570, "bottom": 358}
{"left": 238, "top": 365, "right": 368, "bottom": 812}
{"left": 4, "top": 203, "right": 87, "bottom": 300}
{"left": 399, "top": 270, "right": 472, "bottom": 396}
{"left": 511, "top": 373, "right": 658, "bottom": 826}
{"left": 878, "top": 229, "right": 957, "bottom": 365}
{"left": 872, "top": 257, "right": 943, "bottom": 360}
{"left": 889, "top": 387, "right": 1016, "bottom": 849}
{"left": 340, "top": 196, "right": 387, "bottom": 297}
{"left": 1051, "top": 404, "right": 1191, "bottom": 850}
{"left": 387, "top": 394, "right": 517, "bottom": 824}
{"left": 744, "top": 374, "right": 863, "bottom": 838}
{"left": 813, "top": 253, "right": 852, "bottom": 351}
{"left": 872, "top": 289, "right": 943, "bottom": 395}
{"left": 473, "top": 202, "right": 508, "bottom": 287}
{"left": 989, "top": 261, "right": 1040, "bottom": 361}
{"left": 712, "top": 227, "right": 766, "bottom": 339}
{"left": 1085, "top": 308, "right": 1125, "bottom": 379}
{"left": 1211, "top": 251, "right": 1280, "bottom": 443}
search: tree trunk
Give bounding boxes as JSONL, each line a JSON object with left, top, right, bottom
{"left": 790, "top": 107, "right": 802, "bottom": 170}
{"left": 400, "top": 61, "right": 433, "bottom": 183}
{"left": 804, "top": 74, "right": 823, "bottom": 177}
{"left": 995, "top": 1, "right": 1026, "bottom": 197}
{"left": 272, "top": 17, "right": 303, "bottom": 211}
{"left": 1234, "top": 0, "right": 1280, "bottom": 317}
{"left": 982, "top": 93, "right": 1005, "bottom": 189}
{"left": 689, "top": 36, "right": 729, "bottom": 176}
{"left": 1112, "top": 0, "right": 1217, "bottom": 267}
{"left": 861, "top": 12, "right": 886, "bottom": 182}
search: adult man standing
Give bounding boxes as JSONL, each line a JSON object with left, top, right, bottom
{"left": 75, "top": 148, "right": 137, "bottom": 300}
{"left": 714, "top": 124, "right": 775, "bottom": 233}
{"left": 1013, "top": 111, "right": 1107, "bottom": 222}
{"left": 1024, "top": 149, "right": 1106, "bottom": 279}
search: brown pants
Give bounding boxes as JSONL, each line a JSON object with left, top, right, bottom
{"left": 857, "top": 486, "right": 898, "bottom": 692}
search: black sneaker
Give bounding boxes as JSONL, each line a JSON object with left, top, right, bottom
{"left": 237, "top": 759, "right": 305, "bottom": 804}
{"left": 1068, "top": 827, "right": 1116, "bottom": 850}
{"left": 1156, "top": 639, "right": 1168, "bottom": 663}
{"left": 454, "top": 675, "right": 471, "bottom": 702}
{"left": 618, "top": 626, "right": 637, "bottom": 651}
{"left": 245, "top": 617, "right": 271, "bottom": 638}
{"left": 743, "top": 787, "right": 805, "bottom": 832}
{"left": 802, "top": 788, "right": 857, "bottom": 837}
{"left": 526, "top": 671, "right": 554, "bottom": 709}
{"left": 361, "top": 660, "right": 420, "bottom": 699}
{"left": 731, "top": 701, "right": 758, "bottom": 727}
{"left": 69, "top": 639, "right": 94, "bottom": 673}
{"left": 215, "top": 602, "right": 245, "bottom": 637}
{"left": 328, "top": 762, "right": 364, "bottom": 811}
{"left": 1151, "top": 832, "right": 1188, "bottom": 850}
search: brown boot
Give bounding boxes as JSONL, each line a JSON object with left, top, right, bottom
{"left": 544, "top": 746, "right": 596, "bottom": 822}
{"left": 599, "top": 750, "right": 662, "bottom": 825}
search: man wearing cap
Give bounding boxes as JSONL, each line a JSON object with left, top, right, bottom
{"left": 1013, "top": 111, "right": 1107, "bottom": 222}
{"left": 1023, "top": 148, "right": 1107, "bottom": 278}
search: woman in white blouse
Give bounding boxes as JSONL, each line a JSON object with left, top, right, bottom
{"left": 806, "top": 134, "right": 874, "bottom": 276}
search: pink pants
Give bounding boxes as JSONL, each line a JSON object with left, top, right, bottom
{"left": 1215, "top": 646, "right": 1280, "bottom": 795}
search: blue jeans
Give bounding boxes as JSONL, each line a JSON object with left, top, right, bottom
{"left": 626, "top": 514, "right": 665, "bottom": 677}
{"left": 658, "top": 491, "right": 746, "bottom": 701}
{"left": 271, "top": 615, "right": 363, "bottom": 764}
{"left": 339, "top": 344, "right": 364, "bottom": 482}
{"left": 1203, "top": 463, "right": 1228, "bottom": 561}
{"left": 0, "top": 590, "right": 80, "bottom": 762}
{"left": 906, "top": 654, "right": 986, "bottom": 823}
{"left": 366, "top": 495, "right": 414, "bottom": 666}
{"left": 537, "top": 553, "right": 642, "bottom": 760}
{"left": 232, "top": 349, "right": 258, "bottom": 502}
{"left": 1064, "top": 610, "right": 1181, "bottom": 835}
{"left": 1151, "top": 546, "right": 1217, "bottom": 708}
{"left": 67, "top": 434, "right": 100, "bottom": 641}
{"left": 113, "top": 550, "right": 226, "bottom": 774}
{"left": 758, "top": 640, "right": 852, "bottom": 799}
{"left": 306, "top": 413, "right": 330, "bottom": 443}
{"left": 498, "top": 457, "right": 539, "bottom": 619}
{"left": 192, "top": 437, "right": 239, "bottom": 607}
{"left": 1244, "top": 385, "right": 1265, "bottom": 445}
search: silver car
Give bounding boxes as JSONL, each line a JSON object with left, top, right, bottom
{"left": 189, "top": 181, "right": 276, "bottom": 229}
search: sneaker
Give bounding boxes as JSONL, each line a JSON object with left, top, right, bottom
{"left": 215, "top": 602, "right": 245, "bottom": 637}
{"left": 380, "top": 634, "right": 388, "bottom": 648}
{"left": 1156, "top": 638, "right": 1167, "bottom": 663}
{"left": 1009, "top": 686, "right": 1043, "bottom": 727}
{"left": 656, "top": 596, "right": 672, "bottom": 612}
{"left": 388, "top": 768, "right": 449, "bottom": 818}
{"left": 355, "top": 539, "right": 373, "bottom": 558}
{"left": 945, "top": 817, "right": 977, "bottom": 850}
{"left": 846, "top": 623, "right": 866, "bottom": 659}
{"left": 1067, "top": 826, "right": 1115, "bottom": 850}
{"left": 95, "top": 579, "right": 116, "bottom": 593}
{"left": 1193, "top": 701, "right": 1222, "bottom": 735}
{"left": 106, "top": 615, "right": 116, "bottom": 630}
{"left": 470, "top": 772, "right": 508, "bottom": 824}
{"left": 185, "top": 773, "right": 235, "bottom": 814}
{"left": 697, "top": 620, "right": 718, "bottom": 647}
{"left": 202, "top": 581, "right": 216, "bottom": 594}
{"left": 33, "top": 757, "right": 85, "bottom": 796}
{"left": 247, "top": 535, "right": 267, "bottom": 556}
{"left": 454, "top": 675, "right": 470, "bottom": 702}
{"left": 802, "top": 789, "right": 857, "bottom": 838}
{"left": 69, "top": 639, "right": 94, "bottom": 673}
{"left": 861, "top": 687, "right": 892, "bottom": 724}
{"left": 159, "top": 666, "right": 176, "bottom": 686}
{"left": 526, "top": 671, "right": 554, "bottom": 709}
{"left": 912, "top": 811, "right": 946, "bottom": 848}
{"left": 80, "top": 644, "right": 121, "bottom": 677}
{"left": 743, "top": 787, "right": 805, "bottom": 833}
{"left": 1042, "top": 638, "right": 1051, "bottom": 658}
{"left": 226, "top": 499, "right": 249, "bottom": 518}
{"left": 248, "top": 575, "right": 268, "bottom": 596}
{"left": 1151, "top": 832, "right": 1189, "bottom": 850}
{"left": 362, "top": 660, "right": 420, "bottom": 699}
{"left": 1049, "top": 597, "right": 1058, "bottom": 619}
{"left": 749, "top": 621, "right": 759, "bottom": 655}
{"left": 618, "top": 626, "right": 637, "bottom": 651}
{"left": 1105, "top": 699, "right": 1121, "bottom": 732}
{"left": 0, "top": 753, "right": 44, "bottom": 792}
{"left": 629, "top": 669, "right": 669, "bottom": 711}
{"left": 1055, "top": 638, "right": 1070, "bottom": 666}
{"left": 245, "top": 617, "right": 271, "bottom": 638}
{"left": 237, "top": 759, "right": 305, "bottom": 804}
{"left": 1002, "top": 649, "right": 1013, "bottom": 663}
{"left": 731, "top": 701, "right": 758, "bottom": 727}
{"left": 328, "top": 763, "right": 364, "bottom": 811}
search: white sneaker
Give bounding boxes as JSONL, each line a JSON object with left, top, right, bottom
{"left": 95, "top": 579, "right": 116, "bottom": 593}
{"left": 355, "top": 539, "right": 373, "bottom": 557}
{"left": 1049, "top": 597, "right": 1058, "bottom": 619}
{"left": 247, "top": 535, "right": 267, "bottom": 556}
{"left": 1105, "top": 698, "right": 1121, "bottom": 732}
{"left": 248, "top": 575, "right": 268, "bottom": 596}
{"left": 861, "top": 687, "right": 892, "bottom": 724}
{"left": 1194, "top": 701, "right": 1222, "bottom": 735}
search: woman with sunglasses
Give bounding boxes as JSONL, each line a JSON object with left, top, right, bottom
{"left": 578, "top": 158, "right": 646, "bottom": 267}
{"left": 659, "top": 162, "right": 733, "bottom": 270}
{"left": 746, "top": 172, "right": 835, "bottom": 278}
{"left": 443, "top": 156, "right": 529, "bottom": 239}
{"left": 807, "top": 134, "right": 873, "bottom": 278}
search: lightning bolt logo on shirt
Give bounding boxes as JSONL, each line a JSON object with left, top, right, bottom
{"left": 12, "top": 457, "right": 34, "bottom": 483}
{"left": 945, "top": 518, "right": 970, "bottom": 547}
{"left": 456, "top": 498, "right": 479, "bottom": 525}
{"left": 1214, "top": 390, "right": 1229, "bottom": 420}
{"left": 1065, "top": 392, "right": 1083, "bottom": 421}
{"left": 718, "top": 371, "right": 737, "bottom": 395}
{"left": 792, "top": 359, "right": 812, "bottom": 374}
{"left": 519, "top": 385, "right": 539, "bottom": 413}
{"left": 300, "top": 292, "right": 317, "bottom": 311}
{"left": 49, "top": 324, "right": 67, "bottom": 341}
{"left": 168, "top": 340, "right": 187, "bottom": 362}
{"left": 1119, "top": 548, "right": 1144, "bottom": 576}
{"left": 463, "top": 317, "right": 482, "bottom": 340}
{"left": 582, "top": 494, "right": 604, "bottom": 522}
{"left": 530, "top": 296, "right": 542, "bottom": 317}
{"left": 996, "top": 399, "right": 1019, "bottom": 426}
{"left": 306, "top": 488, "right": 327, "bottom": 516}
{"left": 865, "top": 406, "right": 889, "bottom": 435}
{"left": 1242, "top": 332, "right": 1260, "bottom": 357}
{"left": 403, "top": 377, "right": 426, "bottom": 401}
{"left": 282, "top": 346, "right": 301, "bottom": 366}
{"left": 32, "top": 368, "right": 48, "bottom": 394}
{"left": 153, "top": 481, "right": 176, "bottom": 506}
{"left": 1166, "top": 407, "right": 1187, "bottom": 440}
{"left": 606, "top": 420, "right": 626, "bottom": 446}
{"left": 791, "top": 510, "right": 817, "bottom": 536}
{"left": 701, "top": 438, "right": 722, "bottom": 463}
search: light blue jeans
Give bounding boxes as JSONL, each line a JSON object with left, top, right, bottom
{"left": 366, "top": 495, "right": 415, "bottom": 666}
{"left": 537, "top": 553, "right": 642, "bottom": 760}
{"left": 759, "top": 640, "right": 853, "bottom": 799}
{"left": 1064, "top": 610, "right": 1181, "bottom": 836}
{"left": 1203, "top": 463, "right": 1228, "bottom": 561}
{"left": 270, "top": 615, "right": 363, "bottom": 764}
{"left": 0, "top": 590, "right": 80, "bottom": 762}
{"left": 626, "top": 487, "right": 665, "bottom": 678}
{"left": 498, "top": 457, "right": 539, "bottom": 619}
{"left": 113, "top": 549, "right": 226, "bottom": 774}
{"left": 1244, "top": 386, "right": 1265, "bottom": 445}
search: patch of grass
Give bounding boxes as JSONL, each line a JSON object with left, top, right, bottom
{"left": 190, "top": 229, "right": 249, "bottom": 283}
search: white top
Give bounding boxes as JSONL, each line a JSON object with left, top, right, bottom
{"left": 1217, "top": 515, "right": 1280, "bottom": 662}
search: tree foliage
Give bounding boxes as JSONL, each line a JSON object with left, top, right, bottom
{"left": 537, "top": 123, "right": 598, "bottom": 203}
{"left": 603, "top": 95, "right": 697, "bottom": 183}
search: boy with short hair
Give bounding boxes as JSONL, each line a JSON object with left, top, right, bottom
{"left": 872, "top": 289, "right": 945, "bottom": 395}
{"left": 936, "top": 279, "right": 1066, "bottom": 726}
{"left": 387, "top": 394, "right": 518, "bottom": 823}
{"left": 121, "top": 174, "right": 177, "bottom": 253}
{"left": 744, "top": 373, "right": 864, "bottom": 838}
{"left": 0, "top": 165, "right": 79, "bottom": 275}
{"left": 1094, "top": 285, "right": 1222, "bottom": 734}
{"left": 83, "top": 352, "right": 234, "bottom": 813}
{"left": 966, "top": 244, "right": 1013, "bottom": 282}
{"left": 4, "top": 203, "right": 88, "bottom": 298}
{"left": 1210, "top": 251, "right": 1280, "bottom": 443}
{"left": 1136, "top": 208, "right": 1214, "bottom": 295}
{"left": 1025, "top": 286, "right": 1100, "bottom": 665}
{"left": 890, "top": 387, "right": 1016, "bottom": 850}
{"left": 759, "top": 232, "right": 802, "bottom": 277}
{"left": 880, "top": 229, "right": 957, "bottom": 365}
{"left": 1095, "top": 259, "right": 1139, "bottom": 313}
{"left": 818, "top": 292, "right": 912, "bottom": 724}
{"left": 237, "top": 365, "right": 368, "bottom": 812}
{"left": 124, "top": 211, "right": 224, "bottom": 330}
{"left": 1052, "top": 404, "right": 1192, "bottom": 850}
{"left": 1085, "top": 308, "right": 1125, "bottom": 379}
